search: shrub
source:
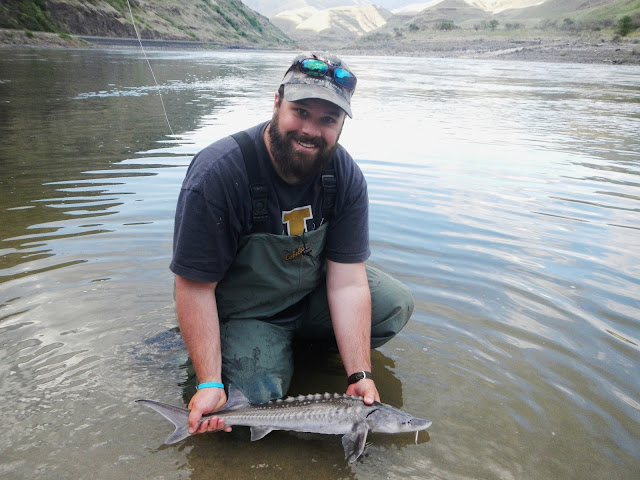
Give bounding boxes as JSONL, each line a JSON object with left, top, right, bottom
{"left": 616, "top": 16, "right": 633, "bottom": 37}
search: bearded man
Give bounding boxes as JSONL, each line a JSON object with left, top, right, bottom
{"left": 170, "top": 52, "right": 414, "bottom": 436}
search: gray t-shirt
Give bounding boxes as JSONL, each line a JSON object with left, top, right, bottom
{"left": 170, "top": 121, "right": 370, "bottom": 284}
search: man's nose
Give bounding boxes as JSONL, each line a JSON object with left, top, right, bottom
{"left": 300, "top": 118, "right": 321, "bottom": 138}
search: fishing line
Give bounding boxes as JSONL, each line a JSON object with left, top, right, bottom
{"left": 125, "top": 0, "right": 175, "bottom": 136}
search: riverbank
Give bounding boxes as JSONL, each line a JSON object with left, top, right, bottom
{"left": 345, "top": 34, "right": 640, "bottom": 65}
{"left": 1, "top": 28, "right": 639, "bottom": 65}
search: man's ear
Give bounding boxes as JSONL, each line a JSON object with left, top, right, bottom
{"left": 274, "top": 91, "right": 280, "bottom": 110}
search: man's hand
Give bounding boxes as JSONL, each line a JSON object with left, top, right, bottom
{"left": 187, "top": 387, "right": 232, "bottom": 435}
{"left": 346, "top": 378, "right": 380, "bottom": 405}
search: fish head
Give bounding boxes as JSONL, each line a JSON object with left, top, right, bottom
{"left": 366, "top": 405, "right": 432, "bottom": 434}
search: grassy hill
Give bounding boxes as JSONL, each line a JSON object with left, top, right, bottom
{"left": 0, "top": 0, "right": 293, "bottom": 47}
{"left": 349, "top": 0, "right": 639, "bottom": 64}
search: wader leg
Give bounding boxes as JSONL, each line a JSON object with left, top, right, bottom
{"left": 297, "top": 265, "right": 414, "bottom": 348}
{"left": 219, "top": 319, "right": 295, "bottom": 404}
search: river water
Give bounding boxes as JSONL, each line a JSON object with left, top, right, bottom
{"left": 0, "top": 47, "right": 638, "bottom": 480}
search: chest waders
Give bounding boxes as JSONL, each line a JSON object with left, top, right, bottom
{"left": 211, "top": 131, "right": 414, "bottom": 404}
{"left": 212, "top": 131, "right": 335, "bottom": 403}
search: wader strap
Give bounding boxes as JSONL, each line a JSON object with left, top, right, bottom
{"left": 231, "top": 131, "right": 269, "bottom": 232}
{"left": 231, "top": 130, "right": 337, "bottom": 230}
{"left": 321, "top": 170, "right": 336, "bottom": 221}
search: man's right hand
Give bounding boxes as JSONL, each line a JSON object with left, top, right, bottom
{"left": 187, "top": 387, "right": 232, "bottom": 435}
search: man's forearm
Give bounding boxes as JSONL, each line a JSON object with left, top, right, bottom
{"left": 175, "top": 275, "right": 222, "bottom": 384}
{"left": 326, "top": 261, "right": 372, "bottom": 375}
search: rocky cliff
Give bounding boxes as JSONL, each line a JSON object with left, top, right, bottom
{"left": 0, "top": 0, "right": 293, "bottom": 47}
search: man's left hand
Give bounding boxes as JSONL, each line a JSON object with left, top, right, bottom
{"left": 346, "top": 378, "right": 380, "bottom": 405}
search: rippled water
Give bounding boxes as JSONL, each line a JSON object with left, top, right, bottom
{"left": 1, "top": 48, "right": 639, "bottom": 479}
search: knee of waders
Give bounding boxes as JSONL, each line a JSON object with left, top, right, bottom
{"left": 371, "top": 279, "right": 414, "bottom": 348}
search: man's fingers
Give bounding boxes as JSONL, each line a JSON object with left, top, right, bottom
{"left": 191, "top": 415, "right": 228, "bottom": 434}
{"left": 188, "top": 410, "right": 203, "bottom": 434}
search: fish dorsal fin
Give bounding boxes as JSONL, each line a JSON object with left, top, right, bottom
{"left": 220, "top": 385, "right": 252, "bottom": 411}
{"left": 341, "top": 420, "right": 369, "bottom": 463}
{"left": 250, "top": 427, "right": 274, "bottom": 441}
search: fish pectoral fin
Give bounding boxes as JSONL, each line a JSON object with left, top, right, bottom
{"left": 250, "top": 427, "right": 274, "bottom": 441}
{"left": 341, "top": 422, "right": 369, "bottom": 463}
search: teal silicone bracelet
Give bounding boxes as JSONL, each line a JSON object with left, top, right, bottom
{"left": 197, "top": 382, "right": 224, "bottom": 390}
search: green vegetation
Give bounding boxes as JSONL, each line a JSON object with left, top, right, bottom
{"left": 378, "top": 0, "right": 640, "bottom": 40}
{"left": 505, "top": 23, "right": 523, "bottom": 30}
{"left": 617, "top": 15, "right": 634, "bottom": 35}
{"left": 0, "top": 0, "right": 292, "bottom": 47}
{"left": 0, "top": 0, "right": 55, "bottom": 32}
{"left": 537, "top": 14, "right": 639, "bottom": 36}
{"left": 473, "top": 20, "right": 499, "bottom": 31}
{"left": 103, "top": 0, "right": 130, "bottom": 14}
{"left": 438, "top": 22, "right": 457, "bottom": 31}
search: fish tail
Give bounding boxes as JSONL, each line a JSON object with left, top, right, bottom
{"left": 136, "top": 399, "right": 191, "bottom": 444}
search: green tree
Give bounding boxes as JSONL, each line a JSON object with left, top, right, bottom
{"left": 616, "top": 16, "right": 633, "bottom": 37}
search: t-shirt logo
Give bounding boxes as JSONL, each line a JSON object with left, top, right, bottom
{"left": 282, "top": 206, "right": 313, "bottom": 236}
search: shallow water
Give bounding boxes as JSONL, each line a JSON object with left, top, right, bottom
{"left": 0, "top": 48, "right": 639, "bottom": 479}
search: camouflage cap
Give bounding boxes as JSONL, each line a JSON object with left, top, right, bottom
{"left": 281, "top": 52, "right": 355, "bottom": 118}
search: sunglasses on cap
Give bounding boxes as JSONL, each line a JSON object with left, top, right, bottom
{"left": 293, "top": 58, "right": 357, "bottom": 90}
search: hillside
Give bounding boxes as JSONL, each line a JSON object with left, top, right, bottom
{"left": 350, "top": 0, "right": 640, "bottom": 64}
{"left": 273, "top": 4, "right": 393, "bottom": 45}
{"left": 0, "top": 0, "right": 293, "bottom": 47}
{"left": 1, "top": 0, "right": 638, "bottom": 64}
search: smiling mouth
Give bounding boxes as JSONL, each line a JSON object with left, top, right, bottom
{"left": 296, "top": 140, "right": 317, "bottom": 149}
{"left": 294, "top": 136, "right": 325, "bottom": 151}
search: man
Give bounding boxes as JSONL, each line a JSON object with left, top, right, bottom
{"left": 170, "top": 52, "right": 414, "bottom": 437}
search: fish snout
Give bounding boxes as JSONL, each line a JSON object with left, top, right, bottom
{"left": 409, "top": 417, "right": 432, "bottom": 431}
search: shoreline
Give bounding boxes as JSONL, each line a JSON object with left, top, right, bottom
{"left": 1, "top": 28, "right": 639, "bottom": 65}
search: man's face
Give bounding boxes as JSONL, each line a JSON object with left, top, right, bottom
{"left": 267, "top": 93, "right": 346, "bottom": 183}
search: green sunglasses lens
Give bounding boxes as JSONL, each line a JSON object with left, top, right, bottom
{"left": 298, "top": 59, "right": 357, "bottom": 90}
{"left": 333, "top": 68, "right": 356, "bottom": 89}
{"left": 300, "top": 59, "right": 329, "bottom": 76}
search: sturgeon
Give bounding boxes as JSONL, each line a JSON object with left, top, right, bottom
{"left": 137, "top": 385, "right": 431, "bottom": 462}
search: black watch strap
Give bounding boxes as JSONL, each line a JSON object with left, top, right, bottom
{"left": 347, "top": 371, "right": 372, "bottom": 385}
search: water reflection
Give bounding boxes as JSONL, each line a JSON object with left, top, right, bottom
{"left": 1, "top": 48, "right": 639, "bottom": 479}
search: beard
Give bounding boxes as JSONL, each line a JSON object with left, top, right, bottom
{"left": 267, "top": 110, "right": 340, "bottom": 182}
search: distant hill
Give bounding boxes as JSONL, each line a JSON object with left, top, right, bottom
{"left": 408, "top": 0, "right": 492, "bottom": 27}
{"left": 368, "top": 0, "right": 640, "bottom": 32}
{"left": 0, "top": 0, "right": 293, "bottom": 47}
{"left": 273, "top": 4, "right": 393, "bottom": 42}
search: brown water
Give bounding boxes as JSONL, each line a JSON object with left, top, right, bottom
{"left": 1, "top": 48, "right": 639, "bottom": 479}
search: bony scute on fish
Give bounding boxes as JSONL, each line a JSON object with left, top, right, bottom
{"left": 137, "top": 385, "right": 432, "bottom": 462}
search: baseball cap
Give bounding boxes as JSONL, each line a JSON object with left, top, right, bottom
{"left": 280, "top": 52, "right": 356, "bottom": 118}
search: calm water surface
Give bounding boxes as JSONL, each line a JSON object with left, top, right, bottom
{"left": 0, "top": 48, "right": 639, "bottom": 480}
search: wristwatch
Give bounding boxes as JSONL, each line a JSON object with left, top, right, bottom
{"left": 347, "top": 370, "right": 373, "bottom": 385}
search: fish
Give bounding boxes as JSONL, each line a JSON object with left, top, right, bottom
{"left": 137, "top": 385, "right": 432, "bottom": 462}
